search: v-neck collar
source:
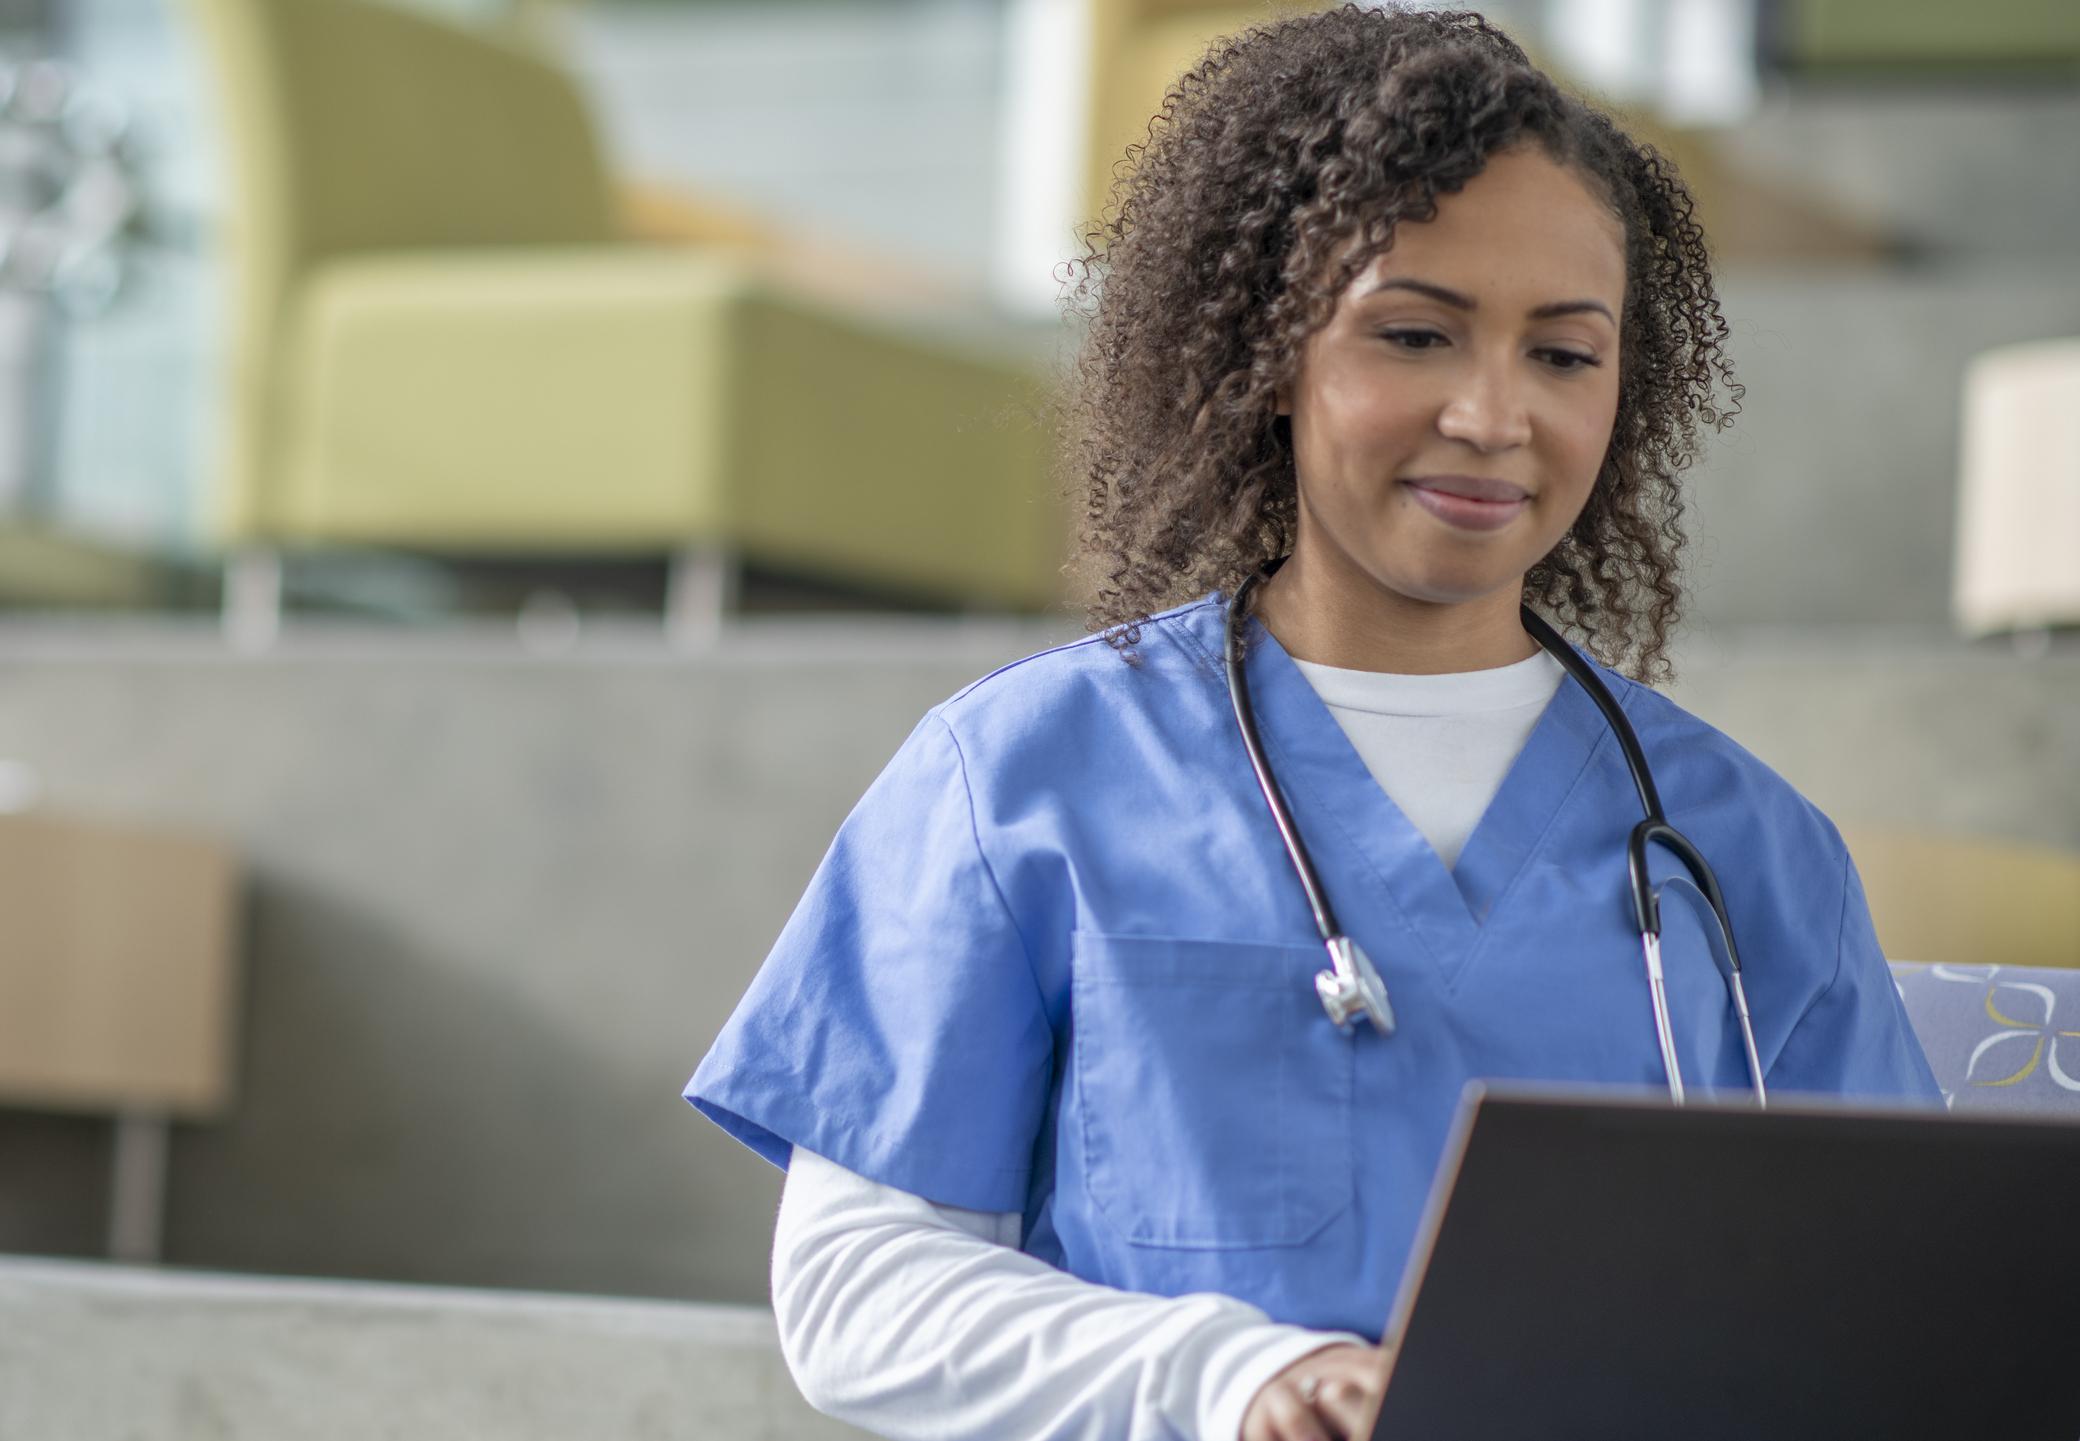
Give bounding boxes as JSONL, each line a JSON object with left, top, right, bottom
{"left": 1179, "top": 598, "right": 1627, "bottom": 991}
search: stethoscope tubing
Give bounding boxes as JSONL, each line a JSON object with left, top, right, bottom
{"left": 1224, "top": 562, "right": 1767, "bottom": 1108}
{"left": 1224, "top": 580, "right": 1343, "bottom": 945}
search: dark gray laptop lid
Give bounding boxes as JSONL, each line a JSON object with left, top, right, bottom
{"left": 1367, "top": 1084, "right": 2080, "bottom": 1441}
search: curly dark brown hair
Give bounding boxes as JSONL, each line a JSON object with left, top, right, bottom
{"left": 1059, "top": 3, "right": 1742, "bottom": 682}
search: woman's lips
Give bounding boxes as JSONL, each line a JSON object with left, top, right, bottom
{"left": 1402, "top": 478, "right": 1530, "bottom": 532}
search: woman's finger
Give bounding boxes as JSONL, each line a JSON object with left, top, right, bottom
{"left": 1266, "top": 1384, "right": 1336, "bottom": 1441}
{"left": 1310, "top": 1374, "right": 1376, "bottom": 1439}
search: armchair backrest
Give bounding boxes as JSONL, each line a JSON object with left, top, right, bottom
{"left": 1891, "top": 961, "right": 2080, "bottom": 1116}
{"left": 192, "top": 0, "right": 613, "bottom": 262}
{"left": 187, "top": 0, "right": 616, "bottom": 537}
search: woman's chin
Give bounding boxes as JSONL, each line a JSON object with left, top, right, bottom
{"left": 1361, "top": 564, "right": 1532, "bottom": 612}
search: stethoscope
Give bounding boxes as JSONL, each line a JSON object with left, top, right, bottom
{"left": 1223, "top": 561, "right": 1768, "bottom": 1108}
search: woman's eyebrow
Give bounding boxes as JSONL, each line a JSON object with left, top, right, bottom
{"left": 1360, "top": 276, "right": 1615, "bottom": 324}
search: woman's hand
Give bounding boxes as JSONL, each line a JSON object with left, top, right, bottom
{"left": 1240, "top": 1341, "right": 1389, "bottom": 1441}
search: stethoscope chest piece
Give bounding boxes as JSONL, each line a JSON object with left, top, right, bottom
{"left": 1318, "top": 935, "right": 1396, "bottom": 1035}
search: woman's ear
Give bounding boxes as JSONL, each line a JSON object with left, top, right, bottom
{"left": 1274, "top": 383, "right": 1291, "bottom": 418}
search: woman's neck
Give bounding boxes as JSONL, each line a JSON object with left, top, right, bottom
{"left": 1250, "top": 552, "right": 1537, "bottom": 675}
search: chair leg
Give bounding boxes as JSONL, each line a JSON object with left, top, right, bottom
{"left": 109, "top": 1111, "right": 170, "bottom": 1264}
{"left": 665, "top": 545, "right": 739, "bottom": 651}
{"left": 223, "top": 547, "right": 283, "bottom": 651}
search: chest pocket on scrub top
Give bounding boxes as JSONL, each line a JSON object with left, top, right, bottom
{"left": 1070, "top": 932, "right": 1355, "bottom": 1249}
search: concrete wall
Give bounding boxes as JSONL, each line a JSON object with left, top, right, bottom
{"left": 1662, "top": 630, "right": 2080, "bottom": 851}
{"left": 0, "top": 620, "right": 2073, "bottom": 1307}
{"left": 0, "top": 1254, "right": 868, "bottom": 1440}
{"left": 1681, "top": 266, "right": 2080, "bottom": 630}
{"left": 1720, "top": 86, "right": 2080, "bottom": 265}
{"left": 0, "top": 620, "right": 1048, "bottom": 1304}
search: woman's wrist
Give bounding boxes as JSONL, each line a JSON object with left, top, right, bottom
{"left": 1206, "top": 1329, "right": 1376, "bottom": 1441}
{"left": 1239, "top": 1340, "right": 1388, "bottom": 1441}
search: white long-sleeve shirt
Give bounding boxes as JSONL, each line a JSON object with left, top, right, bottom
{"left": 768, "top": 650, "right": 1565, "bottom": 1441}
{"left": 774, "top": 1148, "right": 1362, "bottom": 1441}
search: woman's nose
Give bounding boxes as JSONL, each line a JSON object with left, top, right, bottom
{"left": 1435, "top": 356, "right": 1533, "bottom": 452}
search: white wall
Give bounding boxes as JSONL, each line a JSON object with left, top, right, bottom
{"left": 564, "top": 0, "right": 1008, "bottom": 288}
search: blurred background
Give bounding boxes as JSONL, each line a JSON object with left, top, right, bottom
{"left": 0, "top": 0, "right": 2075, "bottom": 1429}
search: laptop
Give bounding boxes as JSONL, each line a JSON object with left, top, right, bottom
{"left": 1365, "top": 1084, "right": 2080, "bottom": 1441}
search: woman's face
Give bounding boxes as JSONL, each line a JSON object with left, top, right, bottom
{"left": 1279, "top": 144, "right": 1627, "bottom": 614}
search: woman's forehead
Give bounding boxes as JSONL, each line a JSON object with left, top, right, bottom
{"left": 1333, "top": 151, "right": 1626, "bottom": 311}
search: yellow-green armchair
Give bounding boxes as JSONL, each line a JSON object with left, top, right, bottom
{"left": 188, "top": 0, "right": 1064, "bottom": 641}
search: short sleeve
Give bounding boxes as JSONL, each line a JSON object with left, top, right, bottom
{"left": 685, "top": 711, "right": 1053, "bottom": 1213}
{"left": 1766, "top": 847, "right": 1943, "bottom": 1103}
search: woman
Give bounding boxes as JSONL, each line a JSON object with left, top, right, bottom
{"left": 687, "top": 8, "right": 1939, "bottom": 1440}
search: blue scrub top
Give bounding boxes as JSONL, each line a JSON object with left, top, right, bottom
{"left": 687, "top": 593, "right": 1940, "bottom": 1339}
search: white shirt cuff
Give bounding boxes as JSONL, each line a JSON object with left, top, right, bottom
{"left": 1199, "top": 1323, "right": 1376, "bottom": 1441}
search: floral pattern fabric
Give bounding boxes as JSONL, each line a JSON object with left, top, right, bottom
{"left": 1891, "top": 962, "right": 2080, "bottom": 1115}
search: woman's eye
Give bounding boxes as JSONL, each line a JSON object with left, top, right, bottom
{"left": 1379, "top": 331, "right": 1600, "bottom": 374}
{"left": 1379, "top": 329, "right": 1446, "bottom": 351}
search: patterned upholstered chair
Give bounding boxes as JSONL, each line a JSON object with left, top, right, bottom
{"left": 1892, "top": 963, "right": 2080, "bottom": 1117}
